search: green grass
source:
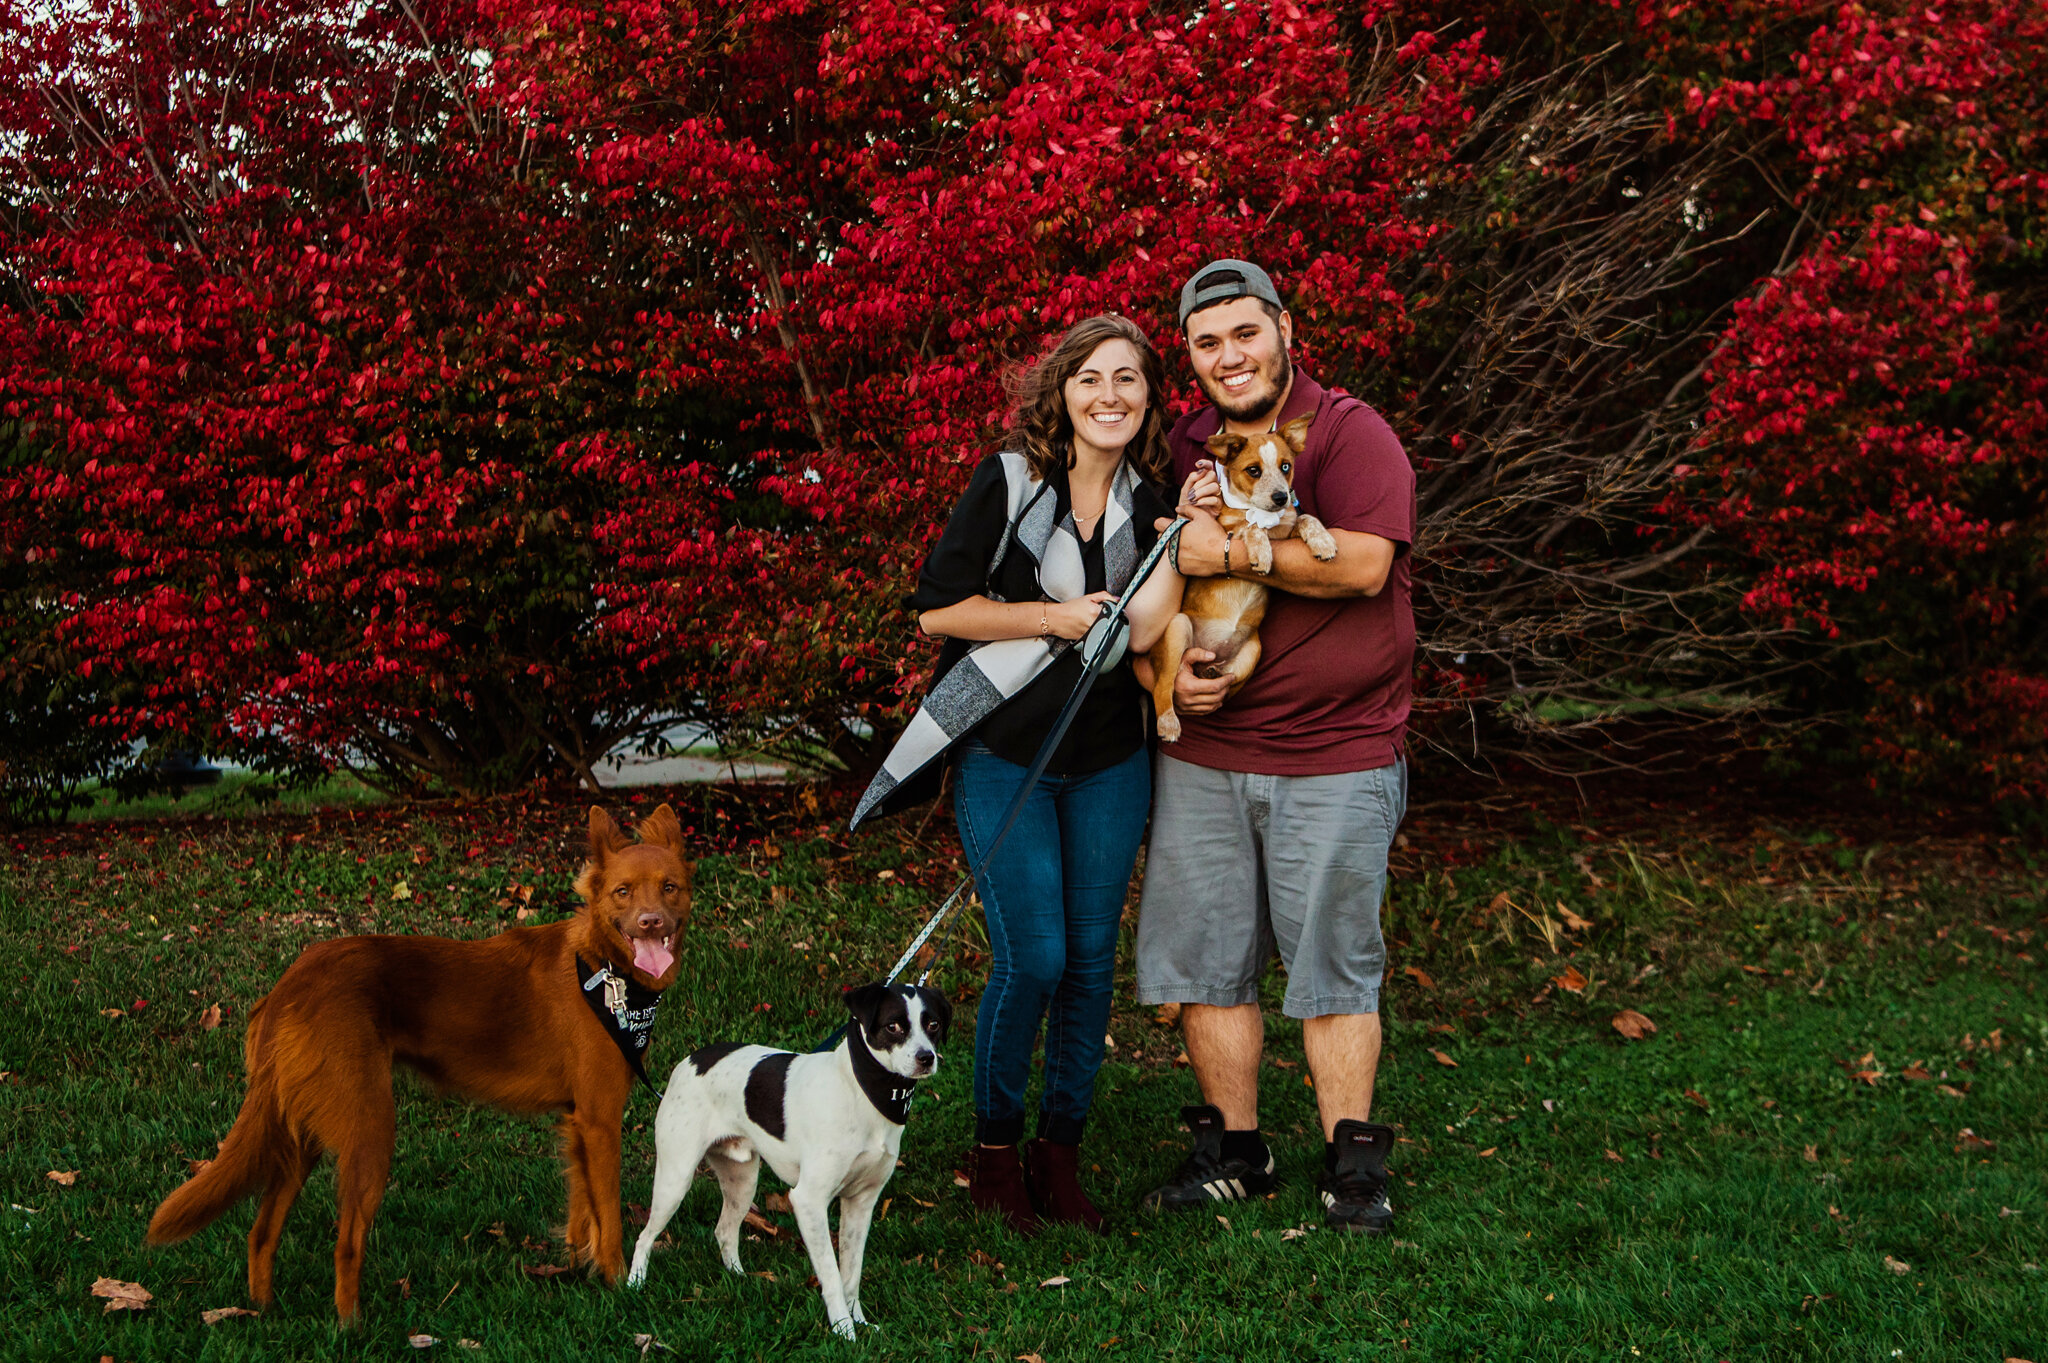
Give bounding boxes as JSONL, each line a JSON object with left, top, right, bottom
{"left": 3, "top": 791, "right": 2044, "bottom": 1360}
{"left": 70, "top": 769, "right": 390, "bottom": 823}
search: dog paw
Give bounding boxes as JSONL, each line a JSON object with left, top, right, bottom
{"left": 626, "top": 1266, "right": 647, "bottom": 1289}
{"left": 1157, "top": 711, "right": 1181, "bottom": 743}
{"left": 1299, "top": 516, "right": 1338, "bottom": 561}
{"left": 721, "top": 1256, "right": 745, "bottom": 1275}
{"left": 831, "top": 1317, "right": 857, "bottom": 1340}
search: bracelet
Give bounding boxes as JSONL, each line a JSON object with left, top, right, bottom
{"left": 1222, "top": 531, "right": 1232, "bottom": 577}
{"left": 1038, "top": 603, "right": 1049, "bottom": 636}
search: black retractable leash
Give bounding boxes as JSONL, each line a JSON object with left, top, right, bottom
{"left": 812, "top": 516, "right": 1191, "bottom": 1052}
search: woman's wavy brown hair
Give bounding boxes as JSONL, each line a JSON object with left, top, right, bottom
{"left": 1002, "top": 314, "right": 1173, "bottom": 486}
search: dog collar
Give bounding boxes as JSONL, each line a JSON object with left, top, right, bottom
{"left": 575, "top": 956, "right": 664, "bottom": 1094}
{"left": 1214, "top": 464, "right": 1289, "bottom": 531}
{"left": 847, "top": 1030, "right": 917, "bottom": 1125}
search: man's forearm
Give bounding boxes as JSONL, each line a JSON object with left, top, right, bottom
{"left": 1244, "top": 530, "right": 1395, "bottom": 598}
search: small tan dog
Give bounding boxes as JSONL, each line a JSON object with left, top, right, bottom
{"left": 1149, "top": 414, "right": 1337, "bottom": 741}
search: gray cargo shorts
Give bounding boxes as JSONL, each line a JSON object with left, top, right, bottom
{"left": 1135, "top": 754, "right": 1407, "bottom": 1019}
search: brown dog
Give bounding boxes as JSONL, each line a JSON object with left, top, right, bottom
{"left": 146, "top": 804, "right": 692, "bottom": 1322}
{"left": 1149, "top": 414, "right": 1337, "bottom": 741}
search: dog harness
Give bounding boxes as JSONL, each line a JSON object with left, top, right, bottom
{"left": 575, "top": 956, "right": 664, "bottom": 1094}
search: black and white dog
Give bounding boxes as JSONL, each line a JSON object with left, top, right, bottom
{"left": 626, "top": 983, "right": 951, "bottom": 1338}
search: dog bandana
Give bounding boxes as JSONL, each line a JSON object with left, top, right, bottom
{"left": 575, "top": 956, "right": 663, "bottom": 1093}
{"left": 849, "top": 452, "right": 1143, "bottom": 829}
{"left": 848, "top": 1030, "right": 917, "bottom": 1125}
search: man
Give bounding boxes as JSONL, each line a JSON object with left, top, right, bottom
{"left": 1132, "top": 259, "right": 1414, "bottom": 1234}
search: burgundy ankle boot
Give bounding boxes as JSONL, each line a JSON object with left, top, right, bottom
{"left": 968, "top": 1144, "right": 1041, "bottom": 1237}
{"left": 1024, "top": 1138, "right": 1106, "bottom": 1234}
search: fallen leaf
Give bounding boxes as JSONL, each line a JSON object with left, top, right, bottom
{"left": 1271, "top": 1058, "right": 1297, "bottom": 1069}
{"left": 1557, "top": 903, "right": 1593, "bottom": 931}
{"left": 1849, "top": 1070, "right": 1883, "bottom": 1086}
{"left": 1040, "top": 1275, "right": 1071, "bottom": 1288}
{"left": 1280, "top": 1227, "right": 1309, "bottom": 1241}
{"left": 967, "top": 1248, "right": 1000, "bottom": 1267}
{"left": 46, "top": 1170, "right": 77, "bottom": 1187}
{"left": 392, "top": 880, "right": 413, "bottom": 901}
{"left": 1487, "top": 890, "right": 1513, "bottom": 915}
{"left": 198, "top": 1003, "right": 223, "bottom": 1030}
{"left": 1611, "top": 1009, "right": 1657, "bottom": 1040}
{"left": 1430, "top": 1050, "right": 1458, "bottom": 1067}
{"left": 1553, "top": 966, "right": 1588, "bottom": 994}
{"left": 1215, "top": 1215, "right": 1230, "bottom": 1229}
{"left": 2000, "top": 1207, "right": 2023, "bottom": 1218}
{"left": 409, "top": 1334, "right": 438, "bottom": 1348}
{"left": 1938, "top": 1084, "right": 1968, "bottom": 1099}
{"left": 1603, "top": 1149, "right": 1624, "bottom": 1163}
{"left": 1173, "top": 1051, "right": 1191, "bottom": 1068}
{"left": 99, "top": 1007, "right": 125, "bottom": 1019}
{"left": 1428, "top": 1022, "right": 1457, "bottom": 1035}
{"left": 1683, "top": 1089, "right": 1710, "bottom": 1111}
{"left": 1541, "top": 1099, "right": 1555, "bottom": 1113}
{"left": 953, "top": 1171, "right": 971, "bottom": 1188}
{"left": 1883, "top": 1255, "right": 1911, "bottom": 1275}
{"left": 742, "top": 1209, "right": 780, "bottom": 1237}
{"left": 1955, "top": 1128, "right": 1996, "bottom": 1153}
{"left": 1477, "top": 1147, "right": 1497, "bottom": 1158}
{"left": 521, "top": 1263, "right": 573, "bottom": 1278}
{"left": 1402, "top": 964, "right": 1435, "bottom": 988}
{"left": 91, "top": 1278, "right": 152, "bottom": 1313}
{"left": 1018, "top": 1355, "right": 1047, "bottom": 1363}
{"left": 765, "top": 1192, "right": 792, "bottom": 1213}
{"left": 1804, "top": 1144, "right": 1819, "bottom": 1162}
{"left": 200, "top": 1307, "right": 259, "bottom": 1325}
{"left": 459, "top": 1342, "right": 482, "bottom": 1352}
{"left": 1900, "top": 1064, "right": 1932, "bottom": 1081}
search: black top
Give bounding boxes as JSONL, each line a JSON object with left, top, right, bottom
{"left": 909, "top": 454, "right": 1173, "bottom": 775}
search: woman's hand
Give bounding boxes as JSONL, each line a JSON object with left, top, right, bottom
{"left": 1181, "top": 460, "right": 1223, "bottom": 514}
{"left": 1042, "top": 591, "right": 1116, "bottom": 640}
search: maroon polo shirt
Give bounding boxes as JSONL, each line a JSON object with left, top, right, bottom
{"left": 1164, "top": 371, "right": 1415, "bottom": 775}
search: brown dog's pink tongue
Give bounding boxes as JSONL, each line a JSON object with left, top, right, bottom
{"left": 632, "top": 937, "right": 673, "bottom": 979}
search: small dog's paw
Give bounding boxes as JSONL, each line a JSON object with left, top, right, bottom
{"left": 1250, "top": 544, "right": 1274, "bottom": 574}
{"left": 721, "top": 1256, "right": 745, "bottom": 1275}
{"left": 1300, "top": 516, "right": 1338, "bottom": 561}
{"left": 831, "top": 1317, "right": 857, "bottom": 1340}
{"left": 626, "top": 1266, "right": 647, "bottom": 1289}
{"left": 1157, "top": 711, "right": 1182, "bottom": 743}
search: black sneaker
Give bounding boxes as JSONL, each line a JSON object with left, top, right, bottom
{"left": 1320, "top": 1119, "right": 1395, "bottom": 1234}
{"left": 1139, "top": 1104, "right": 1277, "bottom": 1211}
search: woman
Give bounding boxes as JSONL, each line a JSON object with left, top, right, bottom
{"left": 855, "top": 314, "right": 1182, "bottom": 1234}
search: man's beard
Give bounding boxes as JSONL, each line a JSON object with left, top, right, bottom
{"left": 1206, "top": 349, "right": 1293, "bottom": 424}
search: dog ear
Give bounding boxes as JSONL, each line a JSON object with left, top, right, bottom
{"left": 1204, "top": 431, "right": 1247, "bottom": 460}
{"left": 576, "top": 806, "right": 630, "bottom": 903}
{"left": 843, "top": 983, "right": 887, "bottom": 1030}
{"left": 915, "top": 987, "right": 953, "bottom": 1034}
{"left": 635, "top": 802, "right": 686, "bottom": 857}
{"left": 1278, "top": 413, "right": 1313, "bottom": 454}
{"left": 588, "top": 806, "right": 631, "bottom": 857}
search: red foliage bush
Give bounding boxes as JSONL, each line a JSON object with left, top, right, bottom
{"left": 1675, "top": 0, "right": 2048, "bottom": 797}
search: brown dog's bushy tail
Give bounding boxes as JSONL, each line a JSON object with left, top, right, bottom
{"left": 146, "top": 1001, "right": 288, "bottom": 1246}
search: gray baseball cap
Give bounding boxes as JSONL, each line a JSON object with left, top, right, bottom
{"left": 1177, "top": 259, "right": 1285, "bottom": 326}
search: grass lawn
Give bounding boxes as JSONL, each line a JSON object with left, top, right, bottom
{"left": 3, "top": 781, "right": 2043, "bottom": 1360}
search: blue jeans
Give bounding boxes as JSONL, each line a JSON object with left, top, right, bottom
{"left": 953, "top": 741, "right": 1150, "bottom": 1147}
